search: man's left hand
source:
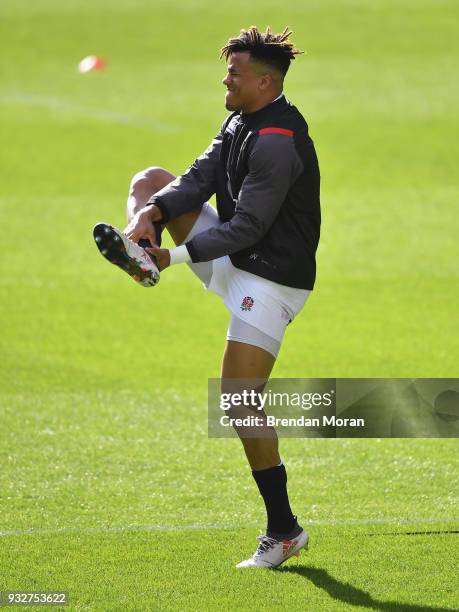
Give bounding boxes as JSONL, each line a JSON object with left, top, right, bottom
{"left": 146, "top": 246, "right": 170, "bottom": 271}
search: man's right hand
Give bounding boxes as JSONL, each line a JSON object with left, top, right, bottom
{"left": 124, "top": 205, "right": 162, "bottom": 246}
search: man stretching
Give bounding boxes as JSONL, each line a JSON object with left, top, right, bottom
{"left": 93, "top": 25, "right": 320, "bottom": 568}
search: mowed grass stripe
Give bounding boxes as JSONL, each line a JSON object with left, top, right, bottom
{"left": 1, "top": 391, "right": 457, "bottom": 534}
{"left": 1, "top": 517, "right": 458, "bottom": 538}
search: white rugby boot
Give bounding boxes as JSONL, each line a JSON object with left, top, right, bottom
{"left": 93, "top": 223, "right": 160, "bottom": 288}
{"left": 236, "top": 527, "right": 309, "bottom": 569}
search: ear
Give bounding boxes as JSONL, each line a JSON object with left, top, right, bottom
{"left": 258, "top": 73, "right": 272, "bottom": 92}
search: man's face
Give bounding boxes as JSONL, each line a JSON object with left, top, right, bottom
{"left": 222, "top": 52, "right": 265, "bottom": 113}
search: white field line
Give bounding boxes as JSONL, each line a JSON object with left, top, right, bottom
{"left": 1, "top": 517, "right": 457, "bottom": 538}
{"left": 0, "top": 92, "right": 176, "bottom": 132}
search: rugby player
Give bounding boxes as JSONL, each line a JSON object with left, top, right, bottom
{"left": 93, "top": 26, "right": 321, "bottom": 568}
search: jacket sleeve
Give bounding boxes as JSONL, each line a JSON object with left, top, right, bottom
{"left": 147, "top": 131, "right": 223, "bottom": 223}
{"left": 186, "top": 132, "right": 304, "bottom": 263}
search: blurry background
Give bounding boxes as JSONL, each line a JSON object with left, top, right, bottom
{"left": 0, "top": 1, "right": 458, "bottom": 609}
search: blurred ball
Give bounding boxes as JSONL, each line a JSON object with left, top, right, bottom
{"left": 78, "top": 55, "right": 107, "bottom": 73}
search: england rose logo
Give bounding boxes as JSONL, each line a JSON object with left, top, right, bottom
{"left": 240, "top": 296, "right": 254, "bottom": 312}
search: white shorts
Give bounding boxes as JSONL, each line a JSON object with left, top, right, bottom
{"left": 181, "top": 203, "right": 310, "bottom": 357}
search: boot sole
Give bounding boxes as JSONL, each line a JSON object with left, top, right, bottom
{"left": 93, "top": 223, "right": 158, "bottom": 287}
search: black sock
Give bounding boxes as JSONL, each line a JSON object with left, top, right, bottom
{"left": 252, "top": 463, "right": 297, "bottom": 537}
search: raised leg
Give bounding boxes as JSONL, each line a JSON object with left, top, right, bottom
{"left": 127, "top": 166, "right": 201, "bottom": 245}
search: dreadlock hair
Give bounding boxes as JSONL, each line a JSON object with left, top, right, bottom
{"left": 220, "top": 26, "right": 303, "bottom": 79}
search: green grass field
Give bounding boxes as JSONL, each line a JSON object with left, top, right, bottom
{"left": 1, "top": 0, "right": 458, "bottom": 610}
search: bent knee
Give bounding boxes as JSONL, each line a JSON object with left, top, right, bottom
{"left": 129, "top": 166, "right": 175, "bottom": 197}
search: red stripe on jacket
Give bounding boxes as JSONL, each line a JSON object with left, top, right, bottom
{"left": 258, "top": 127, "right": 294, "bottom": 137}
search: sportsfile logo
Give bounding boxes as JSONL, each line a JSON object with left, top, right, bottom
{"left": 219, "top": 389, "right": 335, "bottom": 411}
